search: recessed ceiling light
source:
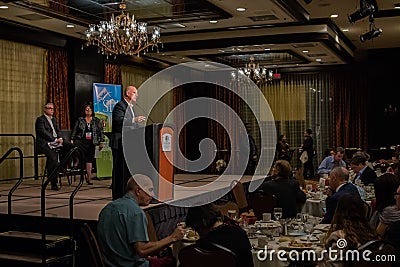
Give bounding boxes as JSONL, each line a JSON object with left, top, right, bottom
{"left": 302, "top": 50, "right": 309, "bottom": 53}
{"left": 0, "top": 5, "right": 9, "bottom": 9}
{"left": 264, "top": 48, "right": 271, "bottom": 51}
{"left": 66, "top": 24, "right": 75, "bottom": 28}
{"left": 395, "top": 3, "right": 400, "bottom": 9}
{"left": 236, "top": 7, "right": 246, "bottom": 12}
{"left": 342, "top": 29, "right": 349, "bottom": 32}
{"left": 330, "top": 14, "right": 339, "bottom": 18}
{"left": 209, "top": 20, "right": 218, "bottom": 24}
{"left": 316, "top": 58, "right": 322, "bottom": 62}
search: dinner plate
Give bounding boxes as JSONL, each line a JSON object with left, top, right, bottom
{"left": 280, "top": 242, "right": 312, "bottom": 250}
{"left": 288, "top": 231, "right": 306, "bottom": 236}
{"left": 182, "top": 236, "right": 199, "bottom": 242}
{"left": 299, "top": 236, "right": 319, "bottom": 242}
{"left": 313, "top": 224, "right": 330, "bottom": 231}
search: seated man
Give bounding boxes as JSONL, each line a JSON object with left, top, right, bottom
{"left": 35, "top": 102, "right": 74, "bottom": 190}
{"left": 350, "top": 155, "right": 378, "bottom": 186}
{"left": 317, "top": 146, "right": 347, "bottom": 177}
{"left": 97, "top": 174, "right": 185, "bottom": 267}
{"left": 259, "top": 160, "right": 306, "bottom": 219}
{"left": 320, "top": 166, "right": 360, "bottom": 224}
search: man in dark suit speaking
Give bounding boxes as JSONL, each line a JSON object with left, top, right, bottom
{"left": 35, "top": 102, "right": 74, "bottom": 190}
{"left": 110, "top": 86, "right": 145, "bottom": 200}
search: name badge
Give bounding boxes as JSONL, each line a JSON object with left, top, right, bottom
{"left": 85, "top": 132, "right": 92, "bottom": 140}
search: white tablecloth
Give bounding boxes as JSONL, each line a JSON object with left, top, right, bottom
{"left": 301, "top": 198, "right": 326, "bottom": 217}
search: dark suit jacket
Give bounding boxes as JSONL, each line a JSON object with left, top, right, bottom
{"left": 260, "top": 177, "right": 306, "bottom": 219}
{"left": 110, "top": 99, "right": 137, "bottom": 150}
{"left": 321, "top": 182, "right": 360, "bottom": 224}
{"left": 359, "top": 166, "right": 378, "bottom": 186}
{"left": 35, "top": 115, "right": 60, "bottom": 153}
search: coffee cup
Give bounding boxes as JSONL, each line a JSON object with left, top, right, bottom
{"left": 262, "top": 213, "right": 272, "bottom": 221}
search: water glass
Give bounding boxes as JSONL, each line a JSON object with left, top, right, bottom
{"left": 273, "top": 207, "right": 283, "bottom": 221}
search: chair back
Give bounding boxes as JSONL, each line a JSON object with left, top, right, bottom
{"left": 145, "top": 211, "right": 158, "bottom": 242}
{"left": 351, "top": 240, "right": 397, "bottom": 267}
{"left": 363, "top": 200, "right": 372, "bottom": 221}
{"left": 231, "top": 181, "right": 248, "bottom": 212}
{"left": 81, "top": 223, "right": 105, "bottom": 267}
{"left": 248, "top": 191, "right": 277, "bottom": 220}
{"left": 178, "top": 242, "right": 238, "bottom": 267}
{"left": 214, "top": 201, "right": 239, "bottom": 218}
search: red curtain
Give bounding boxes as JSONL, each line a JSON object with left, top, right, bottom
{"left": 46, "top": 49, "right": 70, "bottom": 129}
{"left": 104, "top": 63, "right": 122, "bottom": 85}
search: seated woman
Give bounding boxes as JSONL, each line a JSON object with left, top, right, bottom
{"left": 319, "top": 194, "right": 379, "bottom": 267}
{"left": 71, "top": 103, "right": 104, "bottom": 184}
{"left": 185, "top": 203, "right": 254, "bottom": 267}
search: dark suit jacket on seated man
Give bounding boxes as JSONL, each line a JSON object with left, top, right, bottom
{"left": 35, "top": 102, "right": 74, "bottom": 191}
{"left": 110, "top": 85, "right": 146, "bottom": 200}
{"left": 320, "top": 166, "right": 361, "bottom": 224}
{"left": 97, "top": 174, "right": 185, "bottom": 267}
{"left": 260, "top": 160, "right": 306, "bottom": 219}
{"left": 349, "top": 155, "right": 378, "bottom": 186}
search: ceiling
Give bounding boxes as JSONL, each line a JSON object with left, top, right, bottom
{"left": 1, "top": 0, "right": 400, "bottom": 69}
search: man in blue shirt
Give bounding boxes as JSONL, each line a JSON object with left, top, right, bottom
{"left": 97, "top": 174, "right": 185, "bottom": 267}
{"left": 317, "top": 146, "right": 347, "bottom": 177}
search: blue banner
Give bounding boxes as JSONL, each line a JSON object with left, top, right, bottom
{"left": 93, "top": 83, "right": 121, "bottom": 179}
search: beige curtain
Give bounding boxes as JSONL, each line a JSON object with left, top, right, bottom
{"left": 0, "top": 40, "right": 46, "bottom": 180}
{"left": 121, "top": 65, "right": 173, "bottom": 123}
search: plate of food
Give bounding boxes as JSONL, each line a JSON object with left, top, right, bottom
{"left": 299, "top": 235, "right": 319, "bottom": 242}
{"left": 288, "top": 231, "right": 306, "bottom": 236}
{"left": 182, "top": 229, "right": 200, "bottom": 242}
{"left": 280, "top": 240, "right": 312, "bottom": 250}
{"left": 313, "top": 224, "right": 330, "bottom": 232}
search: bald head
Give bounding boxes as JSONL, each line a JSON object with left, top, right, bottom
{"left": 330, "top": 166, "right": 349, "bottom": 182}
{"left": 127, "top": 174, "right": 154, "bottom": 198}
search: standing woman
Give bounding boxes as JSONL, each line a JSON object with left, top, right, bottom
{"left": 301, "top": 128, "right": 315, "bottom": 179}
{"left": 71, "top": 103, "right": 104, "bottom": 185}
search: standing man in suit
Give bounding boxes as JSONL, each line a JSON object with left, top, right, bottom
{"left": 35, "top": 102, "right": 73, "bottom": 190}
{"left": 301, "top": 128, "right": 315, "bottom": 179}
{"left": 110, "top": 86, "right": 145, "bottom": 200}
{"left": 320, "top": 166, "right": 361, "bottom": 224}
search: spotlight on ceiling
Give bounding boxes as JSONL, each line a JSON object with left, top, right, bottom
{"left": 360, "top": 27, "right": 382, "bottom": 42}
{"left": 348, "top": 0, "right": 378, "bottom": 23}
{"left": 360, "top": 16, "right": 382, "bottom": 42}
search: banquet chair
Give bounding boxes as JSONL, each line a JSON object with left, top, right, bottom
{"left": 81, "top": 222, "right": 105, "bottom": 267}
{"left": 248, "top": 191, "right": 277, "bottom": 220}
{"left": 214, "top": 201, "right": 239, "bottom": 218}
{"left": 178, "top": 242, "right": 238, "bottom": 267}
{"left": 231, "top": 180, "right": 248, "bottom": 213}
{"left": 351, "top": 240, "right": 397, "bottom": 267}
{"left": 363, "top": 200, "right": 372, "bottom": 221}
{"left": 145, "top": 211, "right": 158, "bottom": 242}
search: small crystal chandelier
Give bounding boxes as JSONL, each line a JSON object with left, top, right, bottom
{"left": 85, "top": 2, "right": 161, "bottom": 57}
{"left": 237, "top": 56, "right": 273, "bottom": 85}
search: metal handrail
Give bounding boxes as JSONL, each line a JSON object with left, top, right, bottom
{"left": 40, "top": 146, "right": 84, "bottom": 266}
{"left": 0, "top": 134, "right": 38, "bottom": 180}
{"left": 0, "top": 147, "right": 24, "bottom": 216}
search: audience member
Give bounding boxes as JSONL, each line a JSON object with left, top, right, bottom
{"left": 349, "top": 155, "right": 378, "bottom": 186}
{"left": 110, "top": 85, "right": 146, "bottom": 200}
{"left": 319, "top": 194, "right": 379, "bottom": 267}
{"left": 382, "top": 184, "right": 400, "bottom": 265}
{"left": 35, "top": 102, "right": 74, "bottom": 191}
{"left": 70, "top": 103, "right": 104, "bottom": 185}
{"left": 97, "top": 174, "right": 184, "bottom": 267}
{"left": 185, "top": 203, "right": 253, "bottom": 267}
{"left": 320, "top": 166, "right": 360, "bottom": 224}
{"left": 300, "top": 128, "right": 315, "bottom": 179}
{"left": 376, "top": 182, "right": 400, "bottom": 238}
{"left": 317, "top": 146, "right": 347, "bottom": 177}
{"left": 276, "top": 134, "right": 290, "bottom": 162}
{"left": 259, "top": 160, "right": 306, "bottom": 219}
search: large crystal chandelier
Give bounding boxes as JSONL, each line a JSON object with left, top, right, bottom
{"left": 237, "top": 56, "right": 273, "bottom": 85}
{"left": 85, "top": 2, "right": 161, "bottom": 57}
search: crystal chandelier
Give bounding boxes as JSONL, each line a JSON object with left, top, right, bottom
{"left": 85, "top": 3, "right": 161, "bottom": 57}
{"left": 237, "top": 56, "right": 273, "bottom": 85}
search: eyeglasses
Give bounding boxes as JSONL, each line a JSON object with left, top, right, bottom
{"left": 45, "top": 107, "right": 54, "bottom": 110}
{"left": 394, "top": 192, "right": 400, "bottom": 196}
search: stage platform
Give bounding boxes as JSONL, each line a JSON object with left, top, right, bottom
{"left": 0, "top": 174, "right": 261, "bottom": 221}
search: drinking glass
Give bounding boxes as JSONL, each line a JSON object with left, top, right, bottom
{"left": 303, "top": 221, "right": 314, "bottom": 242}
{"left": 273, "top": 207, "right": 283, "bottom": 221}
{"left": 306, "top": 184, "right": 313, "bottom": 193}
{"left": 227, "top": 209, "right": 237, "bottom": 220}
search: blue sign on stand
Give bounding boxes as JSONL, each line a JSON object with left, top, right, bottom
{"left": 93, "top": 83, "right": 121, "bottom": 179}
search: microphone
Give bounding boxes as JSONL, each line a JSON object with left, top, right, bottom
{"left": 134, "top": 103, "right": 156, "bottom": 124}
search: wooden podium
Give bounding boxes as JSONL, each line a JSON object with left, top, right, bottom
{"left": 123, "top": 123, "right": 174, "bottom": 202}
